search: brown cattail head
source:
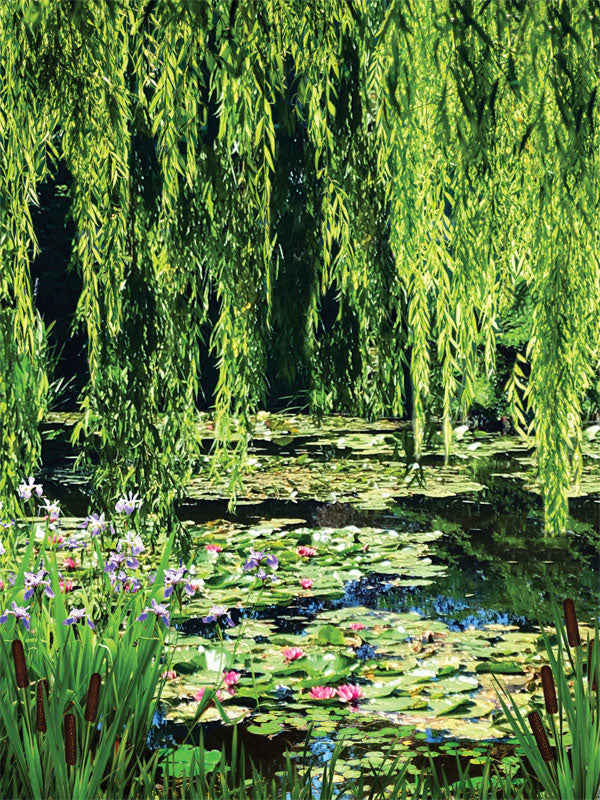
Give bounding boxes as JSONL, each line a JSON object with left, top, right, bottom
{"left": 528, "top": 710, "right": 554, "bottom": 762}
{"left": 589, "top": 640, "right": 597, "bottom": 692}
{"left": 36, "top": 679, "right": 49, "bottom": 733}
{"left": 64, "top": 714, "right": 76, "bottom": 766}
{"left": 12, "top": 640, "right": 28, "bottom": 689}
{"left": 563, "top": 599, "right": 580, "bottom": 647}
{"left": 84, "top": 673, "right": 101, "bottom": 723}
{"left": 540, "top": 665, "right": 558, "bottom": 714}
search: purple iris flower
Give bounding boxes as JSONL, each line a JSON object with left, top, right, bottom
{"left": 0, "top": 602, "right": 31, "bottom": 630}
{"left": 120, "top": 531, "right": 145, "bottom": 557}
{"left": 137, "top": 598, "right": 170, "bottom": 628}
{"left": 243, "top": 549, "right": 279, "bottom": 581}
{"left": 24, "top": 570, "right": 54, "bottom": 600}
{"left": 115, "top": 492, "right": 142, "bottom": 515}
{"left": 39, "top": 499, "right": 60, "bottom": 523}
{"left": 163, "top": 566, "right": 194, "bottom": 599}
{"left": 79, "top": 512, "right": 113, "bottom": 537}
{"left": 202, "top": 605, "right": 235, "bottom": 627}
{"left": 266, "top": 554, "right": 279, "bottom": 570}
{"left": 104, "top": 543, "right": 139, "bottom": 572}
{"left": 109, "top": 571, "right": 142, "bottom": 594}
{"left": 61, "top": 536, "right": 87, "bottom": 551}
{"left": 63, "top": 608, "right": 95, "bottom": 629}
{"left": 18, "top": 477, "right": 43, "bottom": 501}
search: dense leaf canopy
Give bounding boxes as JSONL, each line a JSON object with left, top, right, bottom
{"left": 1, "top": 0, "right": 599, "bottom": 535}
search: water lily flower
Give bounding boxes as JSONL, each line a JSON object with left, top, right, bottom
{"left": 137, "top": 598, "right": 170, "bottom": 628}
{"left": 115, "top": 491, "right": 142, "bottom": 515}
{"left": 300, "top": 578, "right": 313, "bottom": 589}
{"left": 282, "top": 647, "right": 305, "bottom": 662}
{"left": 18, "top": 477, "right": 43, "bottom": 501}
{"left": 336, "top": 684, "right": 363, "bottom": 703}
{"left": 161, "top": 670, "right": 177, "bottom": 681}
{"left": 79, "top": 512, "right": 113, "bottom": 537}
{"left": 24, "top": 570, "right": 54, "bottom": 600}
{"left": 202, "top": 605, "right": 235, "bottom": 627}
{"left": 297, "top": 546, "right": 317, "bottom": 558}
{"left": 163, "top": 566, "right": 194, "bottom": 599}
{"left": 308, "top": 686, "right": 337, "bottom": 700}
{"left": 0, "top": 580, "right": 4, "bottom": 590}
{"left": 39, "top": 499, "right": 60, "bottom": 523}
{"left": 189, "top": 579, "right": 204, "bottom": 594}
{"left": 59, "top": 579, "right": 74, "bottom": 593}
{"left": 51, "top": 533, "right": 64, "bottom": 546}
{"left": 63, "top": 557, "right": 79, "bottom": 571}
{"left": 205, "top": 544, "right": 222, "bottom": 553}
{"left": 63, "top": 608, "right": 95, "bottom": 629}
{"left": 0, "top": 601, "right": 31, "bottom": 630}
{"left": 222, "top": 670, "right": 241, "bottom": 695}
{"left": 349, "top": 622, "right": 365, "bottom": 631}
{"left": 194, "top": 687, "right": 226, "bottom": 704}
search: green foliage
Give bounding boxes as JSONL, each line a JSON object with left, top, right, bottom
{"left": 1, "top": 1, "right": 600, "bottom": 535}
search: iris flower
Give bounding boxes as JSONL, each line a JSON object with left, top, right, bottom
{"left": 79, "top": 512, "right": 113, "bottom": 537}
{"left": 202, "top": 605, "right": 235, "bottom": 627}
{"left": 24, "top": 570, "right": 54, "bottom": 600}
{"left": 0, "top": 601, "right": 31, "bottom": 630}
{"left": 137, "top": 598, "right": 170, "bottom": 628}
{"left": 163, "top": 566, "right": 194, "bottom": 599}
{"left": 63, "top": 608, "right": 95, "bottom": 629}
{"left": 115, "top": 492, "right": 142, "bottom": 515}
{"left": 18, "top": 477, "right": 43, "bottom": 501}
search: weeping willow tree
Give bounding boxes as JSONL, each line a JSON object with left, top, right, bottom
{"left": 0, "top": 0, "right": 599, "bottom": 538}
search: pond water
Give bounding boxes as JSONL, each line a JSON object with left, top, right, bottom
{"left": 41, "top": 413, "right": 600, "bottom": 777}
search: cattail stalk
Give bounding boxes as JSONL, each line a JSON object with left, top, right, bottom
{"left": 84, "top": 673, "right": 101, "bottom": 722}
{"left": 64, "top": 714, "right": 76, "bottom": 766}
{"left": 563, "top": 599, "right": 580, "bottom": 647}
{"left": 12, "top": 640, "right": 28, "bottom": 688}
{"left": 540, "top": 665, "right": 558, "bottom": 714}
{"left": 36, "top": 679, "right": 49, "bottom": 732}
{"left": 528, "top": 711, "right": 554, "bottom": 762}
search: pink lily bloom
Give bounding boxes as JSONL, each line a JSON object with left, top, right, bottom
{"left": 297, "top": 546, "right": 317, "bottom": 558}
{"left": 282, "top": 647, "right": 305, "bottom": 662}
{"left": 308, "top": 686, "right": 337, "bottom": 700}
{"left": 337, "top": 684, "right": 363, "bottom": 703}
{"left": 205, "top": 544, "right": 222, "bottom": 553}
{"left": 63, "top": 557, "right": 79, "bottom": 571}
{"left": 300, "top": 578, "right": 313, "bottom": 589}
{"left": 51, "top": 534, "right": 64, "bottom": 546}
{"left": 59, "top": 579, "right": 74, "bottom": 593}
{"left": 161, "top": 670, "right": 177, "bottom": 681}
{"left": 222, "top": 670, "right": 241, "bottom": 695}
{"left": 349, "top": 622, "right": 365, "bottom": 631}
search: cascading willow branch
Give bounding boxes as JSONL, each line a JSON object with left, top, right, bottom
{"left": 0, "top": 0, "right": 599, "bottom": 537}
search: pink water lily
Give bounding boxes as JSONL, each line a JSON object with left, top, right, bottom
{"left": 299, "top": 578, "right": 313, "bottom": 589}
{"left": 337, "top": 684, "right": 363, "bottom": 703}
{"left": 308, "top": 686, "right": 337, "bottom": 700}
{"left": 205, "top": 544, "right": 223, "bottom": 553}
{"left": 59, "top": 579, "right": 74, "bottom": 593}
{"left": 195, "top": 686, "right": 226, "bottom": 703}
{"left": 161, "top": 670, "right": 177, "bottom": 681}
{"left": 63, "top": 557, "right": 78, "bottom": 571}
{"left": 349, "top": 622, "right": 365, "bottom": 631}
{"left": 222, "top": 670, "right": 241, "bottom": 694}
{"left": 297, "top": 546, "right": 317, "bottom": 558}
{"left": 282, "top": 647, "right": 305, "bottom": 662}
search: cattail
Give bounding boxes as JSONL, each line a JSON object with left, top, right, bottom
{"left": 528, "top": 711, "right": 554, "bottom": 762}
{"left": 563, "top": 599, "right": 580, "bottom": 647}
{"left": 12, "top": 640, "right": 28, "bottom": 688}
{"left": 589, "top": 640, "right": 597, "bottom": 692}
{"left": 64, "top": 714, "right": 76, "bottom": 766}
{"left": 84, "top": 673, "right": 101, "bottom": 723}
{"left": 36, "top": 679, "right": 49, "bottom": 732}
{"left": 540, "top": 665, "right": 558, "bottom": 714}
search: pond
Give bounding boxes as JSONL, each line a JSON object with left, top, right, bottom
{"left": 41, "top": 413, "right": 600, "bottom": 779}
